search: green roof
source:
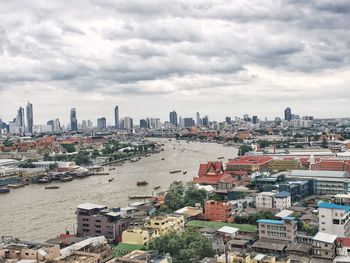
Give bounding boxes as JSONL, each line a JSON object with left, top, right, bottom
{"left": 186, "top": 220, "right": 257, "bottom": 233}
{"left": 115, "top": 242, "right": 145, "bottom": 251}
{"left": 114, "top": 243, "right": 146, "bottom": 256}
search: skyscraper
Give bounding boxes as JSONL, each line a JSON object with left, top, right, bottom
{"left": 252, "top": 116, "right": 258, "bottom": 124}
{"left": 196, "top": 112, "right": 201, "bottom": 126}
{"left": 0, "top": 118, "right": 2, "bottom": 137}
{"left": 114, "top": 106, "right": 119, "bottom": 129}
{"left": 70, "top": 108, "right": 78, "bottom": 131}
{"left": 123, "top": 117, "right": 133, "bottom": 132}
{"left": 97, "top": 117, "right": 107, "bottom": 130}
{"left": 202, "top": 116, "right": 209, "bottom": 126}
{"left": 26, "top": 101, "right": 33, "bottom": 134}
{"left": 284, "top": 107, "right": 292, "bottom": 121}
{"left": 17, "top": 107, "right": 25, "bottom": 134}
{"left": 169, "top": 111, "right": 178, "bottom": 127}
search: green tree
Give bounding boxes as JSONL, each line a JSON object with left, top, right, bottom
{"left": 91, "top": 149, "right": 100, "bottom": 159}
{"left": 149, "top": 229, "right": 214, "bottom": 263}
{"left": 321, "top": 137, "right": 328, "bottom": 148}
{"left": 61, "top": 144, "right": 76, "bottom": 153}
{"left": 238, "top": 145, "right": 253, "bottom": 156}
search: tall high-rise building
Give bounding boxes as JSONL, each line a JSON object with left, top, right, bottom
{"left": 114, "top": 106, "right": 119, "bottom": 129}
{"left": 196, "top": 112, "right": 201, "bottom": 126}
{"left": 184, "top": 118, "right": 195, "bottom": 128}
{"left": 87, "top": 120, "right": 93, "bottom": 129}
{"left": 252, "top": 116, "right": 258, "bottom": 124}
{"left": 70, "top": 108, "right": 78, "bottom": 131}
{"left": 284, "top": 107, "right": 292, "bottom": 121}
{"left": 169, "top": 111, "right": 178, "bottom": 127}
{"left": 17, "top": 107, "right": 25, "bottom": 134}
{"left": 225, "top": 116, "right": 231, "bottom": 124}
{"left": 140, "top": 119, "right": 148, "bottom": 129}
{"left": 97, "top": 117, "right": 107, "bottom": 130}
{"left": 202, "top": 116, "right": 209, "bottom": 126}
{"left": 26, "top": 101, "right": 33, "bottom": 134}
{"left": 0, "top": 118, "right": 2, "bottom": 137}
{"left": 81, "top": 120, "right": 87, "bottom": 129}
{"left": 123, "top": 117, "right": 133, "bottom": 132}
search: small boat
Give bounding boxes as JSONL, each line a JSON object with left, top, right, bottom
{"left": 0, "top": 188, "right": 10, "bottom": 194}
{"left": 128, "top": 195, "right": 153, "bottom": 199}
{"left": 45, "top": 186, "right": 60, "bottom": 190}
{"left": 108, "top": 178, "right": 115, "bottom": 182}
{"left": 217, "top": 156, "right": 225, "bottom": 159}
{"left": 145, "top": 154, "right": 151, "bottom": 157}
{"left": 161, "top": 158, "right": 165, "bottom": 161}
{"left": 130, "top": 157, "right": 140, "bottom": 162}
{"left": 137, "top": 181, "right": 148, "bottom": 186}
{"left": 109, "top": 167, "right": 116, "bottom": 171}
{"left": 61, "top": 176, "right": 73, "bottom": 182}
{"left": 169, "top": 170, "right": 181, "bottom": 174}
{"left": 7, "top": 184, "right": 25, "bottom": 189}
{"left": 38, "top": 177, "right": 50, "bottom": 184}
{"left": 183, "top": 171, "right": 187, "bottom": 175}
{"left": 154, "top": 185, "right": 161, "bottom": 190}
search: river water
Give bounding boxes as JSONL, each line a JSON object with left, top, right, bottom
{"left": 0, "top": 139, "right": 237, "bottom": 241}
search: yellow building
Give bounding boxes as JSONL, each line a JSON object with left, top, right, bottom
{"left": 144, "top": 215, "right": 185, "bottom": 235}
{"left": 217, "top": 252, "right": 290, "bottom": 263}
{"left": 270, "top": 159, "right": 301, "bottom": 172}
{"left": 122, "top": 228, "right": 158, "bottom": 246}
{"left": 122, "top": 215, "right": 185, "bottom": 247}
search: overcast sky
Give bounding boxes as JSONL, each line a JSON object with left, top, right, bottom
{"left": 0, "top": 0, "right": 349, "bottom": 125}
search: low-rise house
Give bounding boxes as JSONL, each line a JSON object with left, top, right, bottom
{"left": 256, "top": 191, "right": 291, "bottom": 210}
{"left": 121, "top": 228, "right": 157, "bottom": 246}
{"left": 318, "top": 202, "right": 350, "bottom": 237}
{"left": 312, "top": 232, "right": 337, "bottom": 261}
{"left": 256, "top": 192, "right": 276, "bottom": 209}
{"left": 76, "top": 203, "right": 129, "bottom": 242}
{"left": 274, "top": 191, "right": 292, "bottom": 210}
{"left": 0, "top": 241, "right": 60, "bottom": 261}
{"left": 257, "top": 217, "right": 297, "bottom": 242}
{"left": 143, "top": 214, "right": 184, "bottom": 236}
{"left": 174, "top": 206, "right": 203, "bottom": 220}
{"left": 203, "top": 200, "right": 234, "bottom": 223}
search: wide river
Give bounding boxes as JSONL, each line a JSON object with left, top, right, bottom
{"left": 0, "top": 139, "right": 237, "bottom": 242}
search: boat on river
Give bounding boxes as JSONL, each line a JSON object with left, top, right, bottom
{"left": 169, "top": 170, "right": 181, "bottom": 174}
{"left": 45, "top": 186, "right": 60, "bottom": 190}
{"left": 183, "top": 171, "right": 187, "bottom": 175}
{"left": 154, "top": 185, "right": 161, "bottom": 190}
{"left": 137, "top": 181, "right": 148, "bottom": 186}
{"left": 61, "top": 176, "right": 73, "bottom": 182}
{"left": 0, "top": 188, "right": 10, "bottom": 194}
{"left": 108, "top": 178, "right": 115, "bottom": 183}
{"left": 7, "top": 184, "right": 25, "bottom": 189}
{"left": 128, "top": 195, "right": 153, "bottom": 199}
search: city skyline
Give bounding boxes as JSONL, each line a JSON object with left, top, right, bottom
{"left": 0, "top": 1, "right": 349, "bottom": 123}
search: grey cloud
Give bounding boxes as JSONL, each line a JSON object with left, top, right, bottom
{"left": 0, "top": 0, "right": 349, "bottom": 119}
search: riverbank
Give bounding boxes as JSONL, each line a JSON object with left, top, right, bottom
{"left": 0, "top": 139, "right": 238, "bottom": 241}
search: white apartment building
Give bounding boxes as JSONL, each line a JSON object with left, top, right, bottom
{"left": 256, "top": 191, "right": 291, "bottom": 210}
{"left": 256, "top": 192, "right": 276, "bottom": 209}
{"left": 318, "top": 202, "right": 350, "bottom": 237}
{"left": 274, "top": 191, "right": 292, "bottom": 210}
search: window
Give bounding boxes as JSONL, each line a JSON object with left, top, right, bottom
{"left": 82, "top": 224, "right": 89, "bottom": 227}
{"left": 96, "top": 219, "right": 101, "bottom": 223}
{"left": 333, "top": 219, "right": 340, "bottom": 225}
{"left": 82, "top": 218, "right": 89, "bottom": 222}
{"left": 95, "top": 225, "right": 101, "bottom": 228}
{"left": 96, "top": 230, "right": 101, "bottom": 233}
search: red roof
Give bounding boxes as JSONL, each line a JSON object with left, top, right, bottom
{"left": 227, "top": 156, "right": 273, "bottom": 165}
{"left": 198, "top": 161, "right": 223, "bottom": 176}
{"left": 337, "top": 237, "right": 350, "bottom": 247}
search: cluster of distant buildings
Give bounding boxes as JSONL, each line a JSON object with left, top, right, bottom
{"left": 5, "top": 104, "right": 348, "bottom": 137}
